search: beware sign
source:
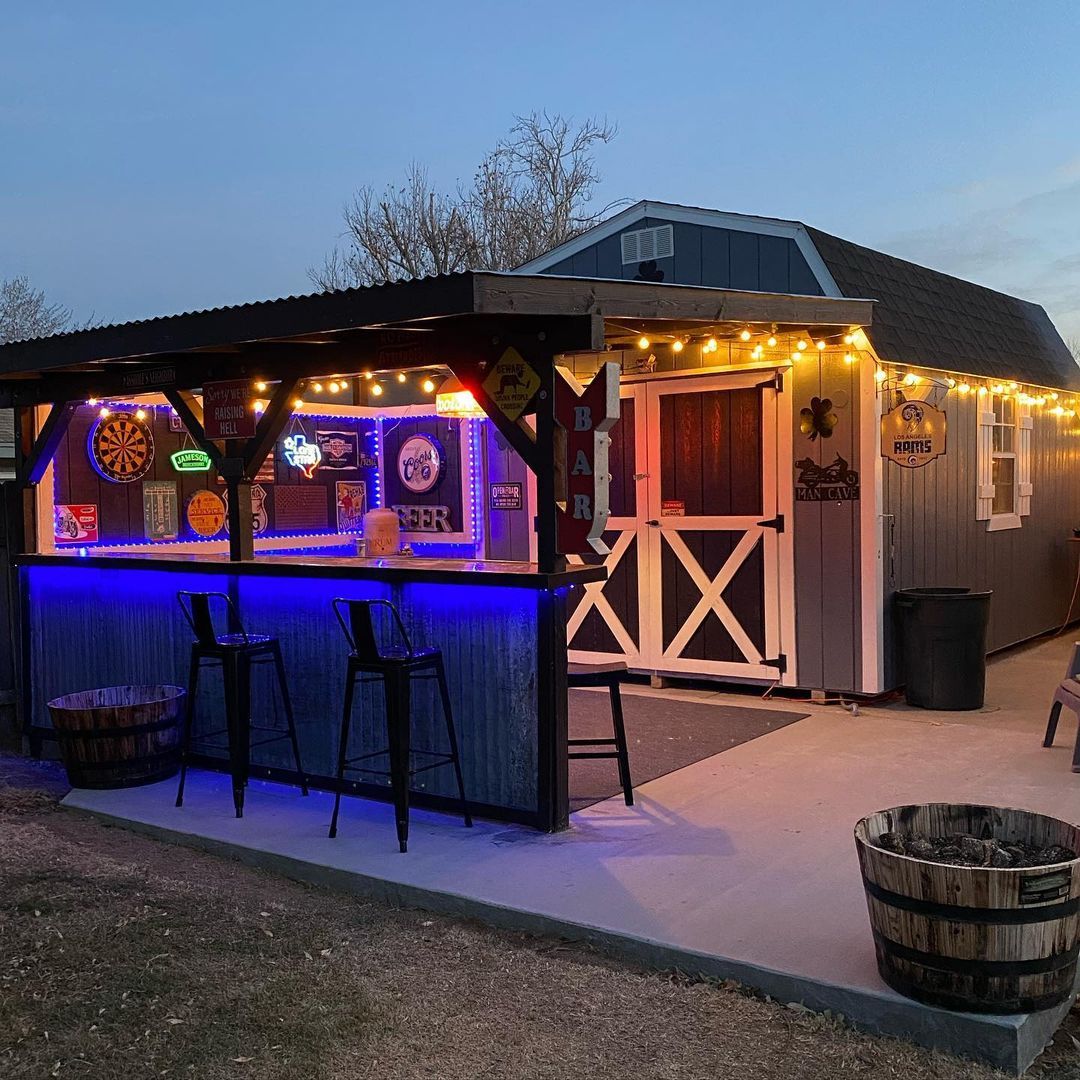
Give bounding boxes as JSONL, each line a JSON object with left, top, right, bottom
{"left": 881, "top": 400, "right": 946, "bottom": 468}
{"left": 482, "top": 346, "right": 540, "bottom": 421}
{"left": 203, "top": 379, "right": 256, "bottom": 440}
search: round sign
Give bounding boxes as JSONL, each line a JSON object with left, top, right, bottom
{"left": 186, "top": 490, "right": 226, "bottom": 537}
{"left": 397, "top": 434, "right": 443, "bottom": 494}
{"left": 90, "top": 412, "right": 155, "bottom": 483}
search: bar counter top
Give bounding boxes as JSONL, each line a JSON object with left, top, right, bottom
{"left": 15, "top": 550, "right": 606, "bottom": 589}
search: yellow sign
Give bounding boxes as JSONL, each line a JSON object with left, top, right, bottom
{"left": 482, "top": 346, "right": 540, "bottom": 421}
{"left": 881, "top": 400, "right": 947, "bottom": 468}
{"left": 186, "top": 489, "right": 227, "bottom": 537}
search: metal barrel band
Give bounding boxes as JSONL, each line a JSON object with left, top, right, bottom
{"left": 872, "top": 930, "right": 1080, "bottom": 977}
{"left": 877, "top": 968, "right": 1074, "bottom": 1015}
{"left": 862, "top": 876, "right": 1080, "bottom": 924}
{"left": 53, "top": 716, "right": 180, "bottom": 739}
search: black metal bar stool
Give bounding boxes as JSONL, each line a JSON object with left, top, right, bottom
{"left": 328, "top": 598, "right": 471, "bottom": 852}
{"left": 568, "top": 661, "right": 634, "bottom": 806}
{"left": 175, "top": 591, "right": 308, "bottom": 817}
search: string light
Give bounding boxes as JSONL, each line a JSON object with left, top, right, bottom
{"left": 135, "top": 409, "right": 147, "bottom": 421}
{"left": 254, "top": 401, "right": 265, "bottom": 414}
{"left": 363, "top": 371, "right": 373, "bottom": 380}
{"left": 255, "top": 381, "right": 267, "bottom": 392}
{"left": 843, "top": 334, "right": 854, "bottom": 345}
{"left": 396, "top": 372, "right": 407, "bottom": 383}
{"left": 292, "top": 398, "right": 304, "bottom": 409}
{"left": 672, "top": 339, "right": 684, "bottom": 353}
{"left": 705, "top": 337, "right": 718, "bottom": 353}
{"left": 874, "top": 369, "right": 887, "bottom": 383}
{"left": 945, "top": 377, "right": 956, "bottom": 387}
{"left": 370, "top": 383, "right": 384, "bottom": 397}
{"left": 991, "top": 384, "right": 1005, "bottom": 394}
{"left": 98, "top": 407, "right": 110, "bottom": 418}
{"left": 903, "top": 373, "right": 919, "bottom": 386}
{"left": 958, "top": 382, "right": 971, "bottom": 395}
{"left": 791, "top": 352, "right": 803, "bottom": 363}
{"left": 816, "top": 340, "right": 826, "bottom": 351}
{"left": 752, "top": 346, "right": 763, "bottom": 359}
{"left": 1009, "top": 381, "right": 1019, "bottom": 390}
{"left": 978, "top": 386, "right": 988, "bottom": 396}
{"left": 312, "top": 382, "right": 323, "bottom": 393}
{"left": 328, "top": 381, "right": 341, "bottom": 393}
{"left": 638, "top": 336, "right": 650, "bottom": 350}
{"left": 844, "top": 353, "right": 856, "bottom": 364}
{"left": 739, "top": 329, "right": 751, "bottom": 341}
{"left": 767, "top": 336, "right": 778, "bottom": 348}
{"left": 87, "top": 397, "right": 99, "bottom": 406}
{"left": 796, "top": 339, "right": 807, "bottom": 351}
{"left": 422, "top": 377, "right": 436, "bottom": 394}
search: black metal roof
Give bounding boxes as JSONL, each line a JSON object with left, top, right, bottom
{"left": 805, "top": 227, "right": 1080, "bottom": 390}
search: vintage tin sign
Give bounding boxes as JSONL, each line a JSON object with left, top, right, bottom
{"left": 482, "top": 346, "right": 540, "bottom": 421}
{"left": 397, "top": 433, "right": 443, "bottom": 494}
{"left": 881, "top": 400, "right": 947, "bottom": 468}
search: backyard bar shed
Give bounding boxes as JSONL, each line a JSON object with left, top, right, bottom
{"left": 517, "top": 201, "right": 1080, "bottom": 694}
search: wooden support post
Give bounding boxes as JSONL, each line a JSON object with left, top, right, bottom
{"left": 533, "top": 358, "right": 563, "bottom": 575}
{"left": 17, "top": 401, "right": 77, "bottom": 487}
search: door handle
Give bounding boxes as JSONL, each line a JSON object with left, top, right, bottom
{"left": 633, "top": 473, "right": 649, "bottom": 481}
{"left": 645, "top": 519, "right": 660, "bottom": 527}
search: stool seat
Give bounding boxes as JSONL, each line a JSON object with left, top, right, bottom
{"left": 215, "top": 632, "right": 273, "bottom": 649}
{"left": 351, "top": 645, "right": 441, "bottom": 666}
{"left": 568, "top": 661, "right": 628, "bottom": 684}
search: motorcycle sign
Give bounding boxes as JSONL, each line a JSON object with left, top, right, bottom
{"left": 794, "top": 456, "right": 860, "bottom": 502}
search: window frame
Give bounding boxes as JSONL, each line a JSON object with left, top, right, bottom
{"left": 977, "top": 390, "right": 1031, "bottom": 532}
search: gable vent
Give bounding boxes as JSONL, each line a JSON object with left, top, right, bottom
{"left": 620, "top": 224, "right": 674, "bottom": 265}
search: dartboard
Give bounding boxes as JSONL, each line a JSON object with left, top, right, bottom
{"left": 90, "top": 413, "right": 155, "bottom": 482}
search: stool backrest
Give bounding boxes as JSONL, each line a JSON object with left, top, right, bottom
{"left": 177, "top": 591, "right": 248, "bottom": 647}
{"left": 332, "top": 598, "right": 413, "bottom": 661}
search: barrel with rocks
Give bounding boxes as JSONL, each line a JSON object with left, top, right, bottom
{"left": 854, "top": 803, "right": 1080, "bottom": 1013}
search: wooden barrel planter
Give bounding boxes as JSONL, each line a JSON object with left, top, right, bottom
{"left": 855, "top": 803, "right": 1080, "bottom": 1013}
{"left": 47, "top": 685, "right": 186, "bottom": 789}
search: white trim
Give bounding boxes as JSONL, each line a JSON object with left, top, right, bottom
{"left": 858, "top": 352, "right": 884, "bottom": 694}
{"left": 512, "top": 200, "right": 843, "bottom": 298}
{"left": 34, "top": 405, "right": 57, "bottom": 554}
{"left": 987, "top": 512, "right": 1022, "bottom": 532}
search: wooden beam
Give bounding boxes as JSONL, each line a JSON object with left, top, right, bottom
{"left": 17, "top": 401, "right": 77, "bottom": 487}
{"left": 163, "top": 389, "right": 224, "bottom": 469}
{"left": 242, "top": 377, "right": 301, "bottom": 480}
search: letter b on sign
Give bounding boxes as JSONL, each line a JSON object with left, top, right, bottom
{"left": 574, "top": 406, "right": 592, "bottom": 431}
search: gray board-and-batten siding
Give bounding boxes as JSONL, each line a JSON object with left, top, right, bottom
{"left": 882, "top": 389, "right": 1080, "bottom": 686}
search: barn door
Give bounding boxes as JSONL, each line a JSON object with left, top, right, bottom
{"left": 566, "top": 384, "right": 647, "bottom": 665}
{"left": 643, "top": 374, "right": 783, "bottom": 680}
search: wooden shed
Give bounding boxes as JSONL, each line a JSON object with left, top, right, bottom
{"left": 516, "top": 201, "right": 1080, "bottom": 695}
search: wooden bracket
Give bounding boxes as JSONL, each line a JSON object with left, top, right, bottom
{"left": 242, "top": 377, "right": 300, "bottom": 479}
{"left": 18, "top": 401, "right": 77, "bottom": 487}
{"left": 163, "top": 389, "right": 224, "bottom": 469}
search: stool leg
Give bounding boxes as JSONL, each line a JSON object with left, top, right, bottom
{"left": 271, "top": 641, "right": 308, "bottom": 795}
{"left": 434, "top": 657, "right": 472, "bottom": 827}
{"left": 385, "top": 669, "right": 412, "bottom": 853}
{"left": 328, "top": 664, "right": 358, "bottom": 839}
{"left": 1044, "top": 699, "right": 1063, "bottom": 747}
{"left": 222, "top": 652, "right": 245, "bottom": 819}
{"left": 175, "top": 648, "right": 201, "bottom": 808}
{"left": 1072, "top": 716, "right": 1080, "bottom": 773}
{"left": 609, "top": 680, "right": 634, "bottom": 807}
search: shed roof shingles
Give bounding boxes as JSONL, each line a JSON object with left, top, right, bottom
{"left": 806, "top": 227, "right": 1080, "bottom": 390}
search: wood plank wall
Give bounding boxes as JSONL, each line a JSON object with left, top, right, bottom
{"left": 882, "top": 385, "right": 1080, "bottom": 686}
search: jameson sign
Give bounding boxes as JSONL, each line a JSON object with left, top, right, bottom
{"left": 881, "top": 400, "right": 946, "bottom": 468}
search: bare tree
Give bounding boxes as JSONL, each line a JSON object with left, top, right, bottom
{"left": 1068, "top": 336, "right": 1080, "bottom": 365}
{"left": 311, "top": 112, "right": 622, "bottom": 290}
{"left": 0, "top": 276, "right": 73, "bottom": 344}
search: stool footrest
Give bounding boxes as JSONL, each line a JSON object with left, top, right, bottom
{"left": 569, "top": 750, "right": 621, "bottom": 760}
{"left": 568, "top": 738, "right": 618, "bottom": 746}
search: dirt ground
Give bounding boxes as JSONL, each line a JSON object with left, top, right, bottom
{"left": 1, "top": 754, "right": 1077, "bottom": 1080}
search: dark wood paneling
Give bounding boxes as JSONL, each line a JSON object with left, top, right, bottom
{"left": 483, "top": 423, "right": 530, "bottom": 561}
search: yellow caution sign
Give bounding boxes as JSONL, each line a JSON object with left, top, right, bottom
{"left": 482, "top": 347, "right": 540, "bottom": 421}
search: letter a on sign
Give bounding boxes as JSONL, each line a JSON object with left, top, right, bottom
{"left": 554, "top": 362, "right": 620, "bottom": 555}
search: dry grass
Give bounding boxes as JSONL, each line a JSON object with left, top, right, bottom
{"left": 1, "top": 754, "right": 1077, "bottom": 1080}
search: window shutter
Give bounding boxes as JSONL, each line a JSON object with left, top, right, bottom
{"left": 976, "top": 408, "right": 995, "bottom": 521}
{"left": 620, "top": 225, "right": 674, "bottom": 265}
{"left": 1017, "top": 403, "right": 1033, "bottom": 516}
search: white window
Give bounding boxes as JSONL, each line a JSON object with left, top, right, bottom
{"left": 977, "top": 391, "right": 1032, "bottom": 530}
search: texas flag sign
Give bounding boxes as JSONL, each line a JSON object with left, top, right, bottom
{"left": 554, "top": 361, "right": 621, "bottom": 556}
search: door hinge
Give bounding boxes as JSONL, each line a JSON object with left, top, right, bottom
{"left": 766, "top": 652, "right": 788, "bottom": 674}
{"left": 757, "top": 514, "right": 785, "bottom": 533}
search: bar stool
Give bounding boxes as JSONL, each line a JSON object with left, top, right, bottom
{"left": 568, "top": 661, "right": 634, "bottom": 805}
{"left": 328, "top": 598, "right": 472, "bottom": 852}
{"left": 175, "top": 591, "right": 308, "bottom": 817}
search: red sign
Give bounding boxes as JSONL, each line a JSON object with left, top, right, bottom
{"left": 203, "top": 380, "right": 256, "bottom": 440}
{"left": 54, "top": 504, "right": 98, "bottom": 544}
{"left": 554, "top": 362, "right": 620, "bottom": 556}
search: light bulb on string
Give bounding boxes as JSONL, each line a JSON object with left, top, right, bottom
{"left": 946, "top": 377, "right": 956, "bottom": 388}
{"left": 816, "top": 340, "right": 826, "bottom": 351}
{"left": 767, "top": 336, "right": 778, "bottom": 348}
{"left": 396, "top": 372, "right": 407, "bottom": 383}
{"left": 292, "top": 398, "right": 304, "bottom": 409}
{"left": 87, "top": 397, "right": 99, "bottom": 406}
{"left": 312, "top": 382, "right": 323, "bottom": 393}
{"left": 255, "top": 381, "right": 267, "bottom": 392}
{"left": 739, "top": 329, "right": 751, "bottom": 341}
{"left": 843, "top": 334, "right": 854, "bottom": 345}
{"left": 371, "top": 383, "right": 384, "bottom": 397}
{"left": 422, "top": 378, "right": 435, "bottom": 394}
{"left": 844, "top": 353, "right": 855, "bottom": 365}
{"left": 135, "top": 409, "right": 147, "bottom": 421}
{"left": 328, "top": 381, "right": 341, "bottom": 394}
{"left": 874, "top": 369, "right": 887, "bottom": 383}
{"left": 99, "top": 407, "right": 110, "bottom": 418}
{"left": 672, "top": 339, "right": 684, "bottom": 353}
{"left": 796, "top": 339, "right": 807, "bottom": 351}
{"left": 706, "top": 337, "right": 718, "bottom": 352}
{"left": 978, "top": 386, "right": 989, "bottom": 396}
{"left": 363, "top": 371, "right": 373, "bottom": 380}
{"left": 958, "top": 382, "right": 971, "bottom": 395}
{"left": 638, "top": 336, "right": 650, "bottom": 350}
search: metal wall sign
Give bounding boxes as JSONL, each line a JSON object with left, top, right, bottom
{"left": 881, "top": 400, "right": 947, "bottom": 468}
{"left": 393, "top": 504, "right": 453, "bottom": 532}
{"left": 186, "top": 489, "right": 226, "bottom": 537}
{"left": 482, "top": 346, "right": 540, "bottom": 421}
{"left": 489, "top": 482, "right": 523, "bottom": 511}
{"left": 203, "top": 379, "right": 255, "bottom": 439}
{"left": 143, "top": 481, "right": 179, "bottom": 540}
{"left": 795, "top": 456, "right": 860, "bottom": 501}
{"left": 397, "top": 433, "right": 443, "bottom": 494}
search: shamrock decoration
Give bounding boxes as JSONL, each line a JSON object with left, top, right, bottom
{"left": 799, "top": 396, "right": 838, "bottom": 441}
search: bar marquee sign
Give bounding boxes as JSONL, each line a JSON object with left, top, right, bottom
{"left": 881, "top": 400, "right": 947, "bottom": 468}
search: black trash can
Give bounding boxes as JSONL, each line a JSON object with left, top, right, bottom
{"left": 895, "top": 588, "right": 992, "bottom": 710}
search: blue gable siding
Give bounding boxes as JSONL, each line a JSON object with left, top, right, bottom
{"left": 537, "top": 218, "right": 825, "bottom": 296}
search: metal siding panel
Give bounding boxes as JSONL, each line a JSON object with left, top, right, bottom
{"left": 672, "top": 222, "right": 703, "bottom": 285}
{"left": 570, "top": 245, "right": 599, "bottom": 278}
{"left": 793, "top": 355, "right": 824, "bottom": 688}
{"left": 594, "top": 234, "right": 623, "bottom": 279}
{"left": 789, "top": 245, "right": 825, "bottom": 296}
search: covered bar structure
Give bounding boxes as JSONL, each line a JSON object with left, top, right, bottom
{"left": 0, "top": 271, "right": 871, "bottom": 831}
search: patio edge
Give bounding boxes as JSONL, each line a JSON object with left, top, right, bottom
{"left": 62, "top": 795, "right": 1075, "bottom": 1075}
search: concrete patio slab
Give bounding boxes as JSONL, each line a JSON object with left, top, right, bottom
{"left": 63, "top": 635, "right": 1080, "bottom": 1074}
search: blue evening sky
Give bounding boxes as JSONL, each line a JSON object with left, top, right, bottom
{"left": 4, "top": 2, "right": 1080, "bottom": 340}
